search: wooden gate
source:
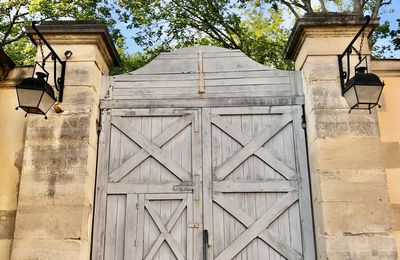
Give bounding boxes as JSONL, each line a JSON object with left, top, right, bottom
{"left": 93, "top": 108, "right": 202, "bottom": 260}
{"left": 93, "top": 46, "right": 315, "bottom": 260}
{"left": 202, "top": 107, "right": 313, "bottom": 260}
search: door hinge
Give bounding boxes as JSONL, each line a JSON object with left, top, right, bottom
{"left": 173, "top": 174, "right": 200, "bottom": 200}
{"left": 301, "top": 114, "right": 306, "bottom": 129}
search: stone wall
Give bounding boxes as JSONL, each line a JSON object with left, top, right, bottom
{"left": 7, "top": 22, "right": 119, "bottom": 260}
{"left": 372, "top": 59, "right": 400, "bottom": 257}
{"left": 0, "top": 67, "right": 32, "bottom": 260}
{"left": 285, "top": 14, "right": 398, "bottom": 259}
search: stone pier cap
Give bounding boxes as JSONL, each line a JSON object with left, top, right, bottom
{"left": 285, "top": 13, "right": 379, "bottom": 62}
{"left": 25, "top": 20, "right": 121, "bottom": 69}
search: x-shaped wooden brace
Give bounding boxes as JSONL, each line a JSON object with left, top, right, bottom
{"left": 211, "top": 114, "right": 297, "bottom": 181}
{"left": 213, "top": 192, "right": 299, "bottom": 260}
{"left": 110, "top": 116, "right": 192, "bottom": 182}
{"left": 144, "top": 199, "right": 187, "bottom": 260}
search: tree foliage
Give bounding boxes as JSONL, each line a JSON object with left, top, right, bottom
{"left": 0, "top": 0, "right": 120, "bottom": 65}
{"left": 117, "top": 0, "right": 294, "bottom": 69}
{"left": 0, "top": 0, "right": 398, "bottom": 74}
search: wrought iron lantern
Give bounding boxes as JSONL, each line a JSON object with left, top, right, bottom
{"left": 16, "top": 71, "right": 56, "bottom": 118}
{"left": 338, "top": 15, "right": 384, "bottom": 113}
{"left": 15, "top": 21, "right": 72, "bottom": 118}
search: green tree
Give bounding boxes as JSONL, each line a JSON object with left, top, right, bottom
{"left": 114, "top": 0, "right": 395, "bottom": 71}
{"left": 0, "top": 0, "right": 120, "bottom": 65}
{"left": 116, "top": 0, "right": 294, "bottom": 69}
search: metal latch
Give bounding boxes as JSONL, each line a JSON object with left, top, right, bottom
{"left": 173, "top": 174, "right": 200, "bottom": 200}
{"left": 188, "top": 224, "right": 199, "bottom": 228}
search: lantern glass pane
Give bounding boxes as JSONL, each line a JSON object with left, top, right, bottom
{"left": 343, "top": 86, "right": 358, "bottom": 108}
{"left": 355, "top": 85, "right": 382, "bottom": 104}
{"left": 17, "top": 89, "right": 43, "bottom": 108}
{"left": 38, "top": 91, "right": 56, "bottom": 114}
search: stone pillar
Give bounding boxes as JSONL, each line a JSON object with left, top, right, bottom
{"left": 10, "top": 21, "right": 120, "bottom": 260}
{"left": 0, "top": 60, "right": 30, "bottom": 260}
{"left": 285, "top": 14, "right": 397, "bottom": 259}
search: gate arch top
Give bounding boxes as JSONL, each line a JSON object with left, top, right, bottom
{"left": 100, "top": 46, "right": 304, "bottom": 109}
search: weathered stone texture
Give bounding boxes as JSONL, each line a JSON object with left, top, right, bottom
{"left": 325, "top": 235, "right": 397, "bottom": 260}
{"left": 308, "top": 138, "right": 384, "bottom": 170}
{"left": 322, "top": 202, "right": 394, "bottom": 235}
{"left": 10, "top": 23, "right": 118, "bottom": 260}
{"left": 318, "top": 169, "right": 389, "bottom": 202}
{"left": 11, "top": 239, "right": 89, "bottom": 260}
{"left": 14, "top": 206, "right": 91, "bottom": 240}
{"left": 286, "top": 14, "right": 397, "bottom": 259}
{"left": 0, "top": 210, "right": 16, "bottom": 239}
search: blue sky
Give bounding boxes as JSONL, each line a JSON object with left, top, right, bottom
{"left": 116, "top": 3, "right": 400, "bottom": 58}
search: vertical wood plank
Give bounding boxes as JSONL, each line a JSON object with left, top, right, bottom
{"left": 125, "top": 194, "right": 138, "bottom": 259}
{"left": 115, "top": 195, "right": 127, "bottom": 259}
{"left": 186, "top": 194, "right": 194, "bottom": 260}
{"left": 202, "top": 108, "right": 214, "bottom": 260}
{"left": 136, "top": 194, "right": 145, "bottom": 260}
{"left": 292, "top": 106, "right": 316, "bottom": 259}
{"left": 92, "top": 110, "right": 111, "bottom": 260}
{"left": 104, "top": 195, "right": 118, "bottom": 260}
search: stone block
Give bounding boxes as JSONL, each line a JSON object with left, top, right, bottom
{"left": 64, "top": 62, "right": 102, "bottom": 88}
{"left": 308, "top": 138, "right": 384, "bottom": 171}
{"left": 0, "top": 239, "right": 12, "bottom": 260}
{"left": 25, "top": 114, "right": 92, "bottom": 146}
{"left": 325, "top": 235, "right": 397, "bottom": 260}
{"left": 59, "top": 86, "right": 100, "bottom": 115}
{"left": 0, "top": 210, "right": 16, "bottom": 239}
{"left": 322, "top": 202, "right": 394, "bottom": 235}
{"left": 392, "top": 204, "right": 400, "bottom": 231}
{"left": 393, "top": 231, "right": 400, "bottom": 260}
{"left": 306, "top": 109, "right": 380, "bottom": 140}
{"left": 14, "top": 205, "right": 91, "bottom": 240}
{"left": 11, "top": 238, "right": 89, "bottom": 260}
{"left": 21, "top": 143, "right": 95, "bottom": 176}
{"left": 17, "top": 174, "right": 94, "bottom": 208}
{"left": 317, "top": 169, "right": 388, "bottom": 202}
{"left": 381, "top": 142, "right": 400, "bottom": 169}
{"left": 387, "top": 169, "right": 400, "bottom": 203}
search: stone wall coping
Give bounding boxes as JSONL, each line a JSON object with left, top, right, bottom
{"left": 371, "top": 58, "right": 400, "bottom": 77}
{"left": 26, "top": 20, "right": 121, "bottom": 67}
{"left": 285, "top": 13, "right": 379, "bottom": 61}
{"left": 0, "top": 66, "right": 33, "bottom": 89}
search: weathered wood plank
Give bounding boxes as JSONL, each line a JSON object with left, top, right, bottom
{"left": 145, "top": 200, "right": 186, "bottom": 260}
{"left": 100, "top": 96, "right": 305, "bottom": 109}
{"left": 136, "top": 194, "right": 145, "bottom": 260}
{"left": 109, "top": 115, "right": 191, "bottom": 182}
{"left": 210, "top": 106, "right": 292, "bottom": 115}
{"left": 108, "top": 183, "right": 186, "bottom": 194}
{"left": 213, "top": 180, "right": 298, "bottom": 193}
{"left": 124, "top": 194, "right": 138, "bottom": 259}
{"left": 292, "top": 106, "right": 315, "bottom": 259}
{"left": 92, "top": 110, "right": 111, "bottom": 260}
{"left": 214, "top": 192, "right": 299, "bottom": 260}
{"left": 213, "top": 193, "right": 302, "bottom": 260}
{"left": 104, "top": 195, "right": 118, "bottom": 260}
{"left": 201, "top": 108, "right": 214, "bottom": 260}
{"left": 113, "top": 70, "right": 290, "bottom": 82}
{"left": 112, "top": 117, "right": 192, "bottom": 181}
{"left": 211, "top": 113, "right": 297, "bottom": 180}
{"left": 213, "top": 114, "right": 292, "bottom": 180}
{"left": 145, "top": 193, "right": 188, "bottom": 200}
{"left": 115, "top": 195, "right": 127, "bottom": 259}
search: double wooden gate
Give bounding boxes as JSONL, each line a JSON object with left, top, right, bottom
{"left": 93, "top": 106, "right": 314, "bottom": 260}
{"left": 92, "top": 46, "right": 314, "bottom": 260}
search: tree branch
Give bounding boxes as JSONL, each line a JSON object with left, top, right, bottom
{"left": 280, "top": 0, "right": 300, "bottom": 18}
{"left": 319, "top": 0, "right": 327, "bottom": 12}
